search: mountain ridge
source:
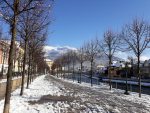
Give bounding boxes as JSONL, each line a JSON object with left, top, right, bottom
{"left": 43, "top": 46, "right": 124, "bottom": 66}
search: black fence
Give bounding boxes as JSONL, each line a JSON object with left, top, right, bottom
{"left": 57, "top": 73, "right": 150, "bottom": 95}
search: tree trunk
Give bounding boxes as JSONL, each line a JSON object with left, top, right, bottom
{"left": 1, "top": 51, "right": 6, "bottom": 77}
{"left": 80, "top": 62, "right": 83, "bottom": 83}
{"left": 109, "top": 56, "right": 112, "bottom": 90}
{"left": 63, "top": 66, "right": 65, "bottom": 78}
{"left": 31, "top": 54, "right": 34, "bottom": 82}
{"left": 68, "top": 64, "right": 69, "bottom": 77}
{"left": 29, "top": 53, "right": 33, "bottom": 84}
{"left": 3, "top": 1, "right": 18, "bottom": 112}
{"left": 137, "top": 55, "right": 141, "bottom": 97}
{"left": 56, "top": 67, "right": 58, "bottom": 77}
{"left": 91, "top": 60, "right": 93, "bottom": 86}
{"left": 60, "top": 66, "right": 62, "bottom": 77}
{"left": 32, "top": 61, "right": 36, "bottom": 82}
{"left": 13, "top": 52, "right": 16, "bottom": 75}
{"left": 20, "top": 39, "right": 27, "bottom": 96}
{"left": 29, "top": 64, "right": 32, "bottom": 84}
{"left": 18, "top": 58, "right": 20, "bottom": 77}
{"left": 26, "top": 53, "right": 31, "bottom": 89}
{"left": 73, "top": 61, "right": 75, "bottom": 82}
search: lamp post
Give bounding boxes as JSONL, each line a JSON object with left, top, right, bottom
{"left": 78, "top": 68, "right": 80, "bottom": 83}
{"left": 124, "top": 62, "right": 130, "bottom": 95}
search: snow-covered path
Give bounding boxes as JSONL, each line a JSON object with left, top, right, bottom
{"left": 49, "top": 76, "right": 150, "bottom": 113}
{"left": 0, "top": 75, "right": 62, "bottom": 113}
{"left": 0, "top": 75, "right": 150, "bottom": 113}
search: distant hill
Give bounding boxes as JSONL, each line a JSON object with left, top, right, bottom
{"left": 44, "top": 46, "right": 77, "bottom": 60}
{"left": 44, "top": 45, "right": 124, "bottom": 66}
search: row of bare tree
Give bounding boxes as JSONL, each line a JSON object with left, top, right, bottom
{"left": 52, "top": 18, "right": 150, "bottom": 98}
{"left": 0, "top": 0, "right": 53, "bottom": 113}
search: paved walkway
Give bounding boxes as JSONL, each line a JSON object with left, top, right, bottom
{"left": 0, "top": 75, "right": 150, "bottom": 113}
{"left": 47, "top": 75, "right": 150, "bottom": 113}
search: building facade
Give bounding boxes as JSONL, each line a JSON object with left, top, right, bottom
{"left": 141, "top": 59, "right": 150, "bottom": 78}
{"left": 0, "top": 40, "right": 24, "bottom": 75}
{"left": 45, "top": 59, "right": 53, "bottom": 71}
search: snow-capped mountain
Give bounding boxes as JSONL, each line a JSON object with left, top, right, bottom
{"left": 43, "top": 45, "right": 123, "bottom": 66}
{"left": 44, "top": 45, "right": 77, "bottom": 60}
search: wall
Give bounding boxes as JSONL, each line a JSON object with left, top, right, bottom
{"left": 0, "top": 77, "right": 27, "bottom": 99}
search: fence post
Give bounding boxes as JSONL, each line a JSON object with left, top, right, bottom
{"left": 116, "top": 82, "right": 117, "bottom": 89}
{"left": 130, "top": 84, "right": 132, "bottom": 92}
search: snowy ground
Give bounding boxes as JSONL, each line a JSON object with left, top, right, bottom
{"left": 0, "top": 75, "right": 150, "bottom": 113}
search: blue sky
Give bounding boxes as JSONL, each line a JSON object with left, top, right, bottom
{"left": 47, "top": 0, "right": 150, "bottom": 48}
{"left": 1, "top": 0, "right": 150, "bottom": 60}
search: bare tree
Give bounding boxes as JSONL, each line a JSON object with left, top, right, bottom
{"left": 18, "top": 2, "right": 52, "bottom": 95}
{"left": 58, "top": 57, "right": 64, "bottom": 77}
{"left": 0, "top": 0, "right": 52, "bottom": 112}
{"left": 61, "top": 54, "right": 68, "bottom": 78}
{"left": 51, "top": 54, "right": 66, "bottom": 77}
{"left": 53, "top": 57, "right": 61, "bottom": 77}
{"left": 54, "top": 58, "right": 60, "bottom": 76}
{"left": 56, "top": 58, "right": 63, "bottom": 77}
{"left": 65, "top": 51, "right": 72, "bottom": 77}
{"left": 30, "top": 31, "right": 48, "bottom": 76}
{"left": 33, "top": 46, "right": 48, "bottom": 75}
{"left": 121, "top": 19, "right": 150, "bottom": 97}
{"left": 67, "top": 50, "right": 77, "bottom": 81}
{"left": 77, "top": 46, "right": 86, "bottom": 83}
{"left": 98, "top": 30, "right": 120, "bottom": 90}
{"left": 85, "top": 39, "right": 98, "bottom": 86}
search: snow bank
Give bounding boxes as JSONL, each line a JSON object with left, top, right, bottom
{"left": 56, "top": 76, "right": 150, "bottom": 109}
{"left": 0, "top": 75, "right": 149, "bottom": 113}
{"left": 0, "top": 75, "right": 61, "bottom": 113}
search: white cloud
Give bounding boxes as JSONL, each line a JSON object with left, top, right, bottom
{"left": 114, "top": 51, "right": 128, "bottom": 60}
{"left": 44, "top": 46, "right": 57, "bottom": 51}
{"left": 140, "top": 56, "right": 149, "bottom": 61}
{"left": 62, "top": 46, "right": 77, "bottom": 50}
{"left": 115, "top": 51, "right": 150, "bottom": 61}
{"left": 44, "top": 45, "right": 77, "bottom": 51}
{"left": 43, "top": 45, "right": 77, "bottom": 60}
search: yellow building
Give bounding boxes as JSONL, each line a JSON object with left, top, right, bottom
{"left": 45, "top": 59, "right": 53, "bottom": 70}
{"left": 14, "top": 46, "right": 25, "bottom": 72}
{"left": 0, "top": 40, "right": 27, "bottom": 74}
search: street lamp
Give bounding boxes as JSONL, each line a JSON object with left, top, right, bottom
{"left": 124, "top": 62, "right": 130, "bottom": 95}
{"left": 78, "top": 68, "right": 80, "bottom": 83}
